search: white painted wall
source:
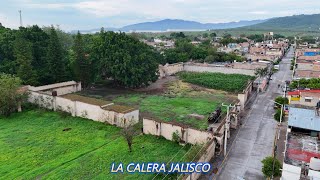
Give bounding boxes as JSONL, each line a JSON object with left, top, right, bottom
{"left": 183, "top": 65, "right": 255, "bottom": 76}
{"left": 143, "top": 118, "right": 214, "bottom": 145}
{"left": 281, "top": 163, "right": 301, "bottom": 180}
{"left": 28, "top": 92, "right": 138, "bottom": 128}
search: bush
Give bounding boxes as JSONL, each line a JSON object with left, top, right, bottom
{"left": 172, "top": 131, "right": 181, "bottom": 143}
{"left": 261, "top": 156, "right": 282, "bottom": 178}
{"left": 274, "top": 109, "right": 284, "bottom": 122}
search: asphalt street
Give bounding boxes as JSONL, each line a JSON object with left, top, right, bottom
{"left": 216, "top": 47, "right": 294, "bottom": 180}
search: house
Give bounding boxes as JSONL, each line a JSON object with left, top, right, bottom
{"left": 288, "top": 89, "right": 320, "bottom": 107}
{"left": 282, "top": 107, "right": 320, "bottom": 180}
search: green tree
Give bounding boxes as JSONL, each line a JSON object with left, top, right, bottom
{"left": 73, "top": 31, "right": 91, "bottom": 88}
{"left": 209, "top": 32, "right": 217, "bottom": 38}
{"left": 0, "top": 73, "right": 23, "bottom": 116}
{"left": 13, "top": 36, "right": 37, "bottom": 85}
{"left": 261, "top": 156, "right": 282, "bottom": 178}
{"left": 18, "top": 26, "right": 50, "bottom": 85}
{"left": 255, "top": 67, "right": 268, "bottom": 77}
{"left": 47, "top": 26, "right": 67, "bottom": 83}
{"left": 91, "top": 30, "right": 159, "bottom": 88}
{"left": 14, "top": 37, "right": 37, "bottom": 85}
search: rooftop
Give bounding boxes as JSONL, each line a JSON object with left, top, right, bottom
{"left": 288, "top": 89, "right": 320, "bottom": 96}
{"left": 288, "top": 107, "right": 320, "bottom": 131}
{"left": 295, "top": 70, "right": 320, "bottom": 79}
{"left": 285, "top": 132, "right": 320, "bottom": 167}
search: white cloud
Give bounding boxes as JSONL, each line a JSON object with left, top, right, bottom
{"left": 249, "top": 11, "right": 269, "bottom": 15}
{"left": 0, "top": 13, "right": 20, "bottom": 28}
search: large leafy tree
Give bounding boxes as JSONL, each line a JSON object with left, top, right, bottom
{"left": 0, "top": 73, "right": 23, "bottom": 116}
{"left": 18, "top": 26, "right": 50, "bottom": 84}
{"left": 91, "top": 29, "right": 159, "bottom": 88}
{"left": 47, "top": 26, "right": 67, "bottom": 83}
{"left": 13, "top": 36, "right": 37, "bottom": 85}
{"left": 73, "top": 31, "right": 91, "bottom": 88}
{"left": 0, "top": 26, "right": 17, "bottom": 74}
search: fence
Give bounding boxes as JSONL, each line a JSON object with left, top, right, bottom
{"left": 28, "top": 91, "right": 139, "bottom": 128}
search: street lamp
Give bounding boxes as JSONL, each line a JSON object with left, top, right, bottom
{"left": 273, "top": 101, "right": 284, "bottom": 124}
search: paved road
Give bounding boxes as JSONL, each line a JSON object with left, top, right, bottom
{"left": 216, "top": 47, "right": 294, "bottom": 180}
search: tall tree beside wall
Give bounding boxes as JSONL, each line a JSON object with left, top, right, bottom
{"left": 18, "top": 26, "right": 50, "bottom": 85}
{"left": 0, "top": 26, "right": 16, "bottom": 74}
{"left": 73, "top": 31, "right": 91, "bottom": 88}
{"left": 13, "top": 36, "right": 37, "bottom": 85}
{"left": 47, "top": 26, "right": 67, "bottom": 83}
{"left": 91, "top": 29, "right": 159, "bottom": 88}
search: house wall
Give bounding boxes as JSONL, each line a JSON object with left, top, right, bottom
{"left": 159, "top": 63, "right": 184, "bottom": 78}
{"left": 143, "top": 118, "right": 214, "bottom": 145}
{"left": 29, "top": 91, "right": 138, "bottom": 128}
{"left": 281, "top": 163, "right": 301, "bottom": 180}
{"left": 289, "top": 95, "right": 319, "bottom": 107}
{"left": 237, "top": 82, "right": 253, "bottom": 110}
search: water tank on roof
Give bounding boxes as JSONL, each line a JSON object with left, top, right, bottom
{"left": 310, "top": 157, "right": 320, "bottom": 171}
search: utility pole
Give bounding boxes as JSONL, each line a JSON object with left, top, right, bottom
{"left": 19, "top": 10, "right": 23, "bottom": 27}
{"left": 222, "top": 103, "right": 235, "bottom": 157}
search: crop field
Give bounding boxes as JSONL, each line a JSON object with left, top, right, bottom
{"left": 178, "top": 72, "right": 255, "bottom": 93}
{"left": 0, "top": 110, "right": 198, "bottom": 179}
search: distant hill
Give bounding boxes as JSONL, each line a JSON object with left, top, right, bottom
{"left": 242, "top": 14, "right": 320, "bottom": 31}
{"left": 73, "top": 19, "right": 266, "bottom": 33}
{"left": 120, "top": 19, "right": 266, "bottom": 31}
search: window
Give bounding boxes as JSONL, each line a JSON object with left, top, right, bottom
{"left": 305, "top": 97, "right": 312, "bottom": 102}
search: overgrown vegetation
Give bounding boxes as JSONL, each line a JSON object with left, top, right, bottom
{"left": 0, "top": 110, "right": 196, "bottom": 179}
{"left": 290, "top": 78, "right": 320, "bottom": 89}
{"left": 0, "top": 74, "right": 25, "bottom": 116}
{"left": 178, "top": 72, "right": 255, "bottom": 93}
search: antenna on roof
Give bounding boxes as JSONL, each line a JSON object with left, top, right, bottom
{"left": 18, "top": 10, "right": 23, "bottom": 27}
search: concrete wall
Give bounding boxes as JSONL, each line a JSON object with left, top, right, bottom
{"left": 184, "top": 139, "right": 216, "bottom": 180}
{"left": 29, "top": 91, "right": 139, "bottom": 128}
{"left": 183, "top": 64, "right": 255, "bottom": 76}
{"left": 237, "top": 82, "right": 253, "bottom": 110}
{"left": 159, "top": 63, "right": 184, "bottom": 78}
{"left": 28, "top": 81, "right": 82, "bottom": 96}
{"left": 143, "top": 118, "right": 213, "bottom": 145}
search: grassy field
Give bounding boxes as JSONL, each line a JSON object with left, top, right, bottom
{"left": 112, "top": 81, "right": 236, "bottom": 130}
{"left": 178, "top": 72, "right": 254, "bottom": 93}
{"left": 0, "top": 110, "right": 197, "bottom": 179}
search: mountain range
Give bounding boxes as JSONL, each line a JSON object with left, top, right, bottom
{"left": 74, "top": 13, "right": 320, "bottom": 33}
{"left": 74, "top": 19, "right": 266, "bottom": 33}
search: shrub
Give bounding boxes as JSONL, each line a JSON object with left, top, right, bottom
{"left": 172, "top": 131, "right": 181, "bottom": 143}
{"left": 274, "top": 109, "right": 284, "bottom": 122}
{"left": 261, "top": 156, "right": 282, "bottom": 178}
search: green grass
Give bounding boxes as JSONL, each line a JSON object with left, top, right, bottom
{"left": 0, "top": 110, "right": 194, "bottom": 179}
{"left": 178, "top": 72, "right": 254, "bottom": 93}
{"left": 114, "top": 94, "right": 228, "bottom": 130}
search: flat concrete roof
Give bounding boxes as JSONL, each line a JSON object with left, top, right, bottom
{"left": 285, "top": 132, "right": 320, "bottom": 167}
{"left": 288, "top": 107, "right": 320, "bottom": 131}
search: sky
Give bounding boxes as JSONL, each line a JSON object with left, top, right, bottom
{"left": 1, "top": 0, "right": 320, "bottom": 31}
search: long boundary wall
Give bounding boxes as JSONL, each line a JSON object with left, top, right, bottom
{"left": 143, "top": 118, "right": 214, "bottom": 145}
{"left": 28, "top": 91, "right": 139, "bottom": 127}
